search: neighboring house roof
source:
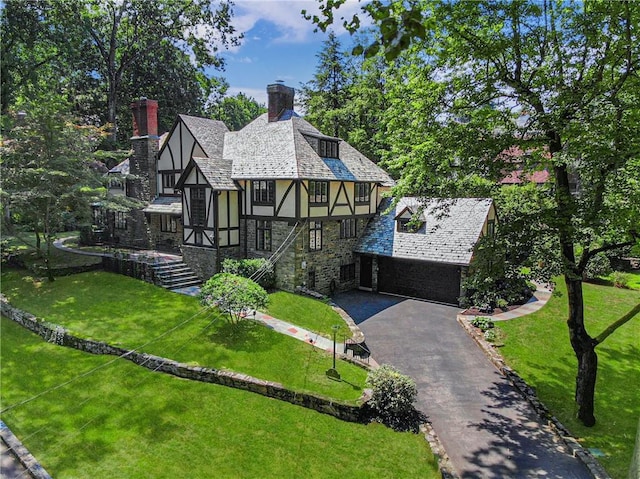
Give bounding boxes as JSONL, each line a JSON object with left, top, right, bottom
{"left": 108, "top": 158, "right": 129, "bottom": 176}
{"left": 178, "top": 114, "right": 229, "bottom": 159}
{"left": 142, "top": 196, "right": 182, "bottom": 215}
{"left": 175, "top": 157, "right": 239, "bottom": 191}
{"left": 355, "top": 197, "right": 494, "bottom": 266}
{"left": 225, "top": 113, "right": 394, "bottom": 186}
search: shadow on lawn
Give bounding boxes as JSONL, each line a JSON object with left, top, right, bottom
{"left": 206, "top": 319, "right": 283, "bottom": 352}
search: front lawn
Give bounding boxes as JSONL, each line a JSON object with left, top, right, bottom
{"left": 0, "top": 269, "right": 366, "bottom": 401}
{"left": 1, "top": 317, "right": 440, "bottom": 479}
{"left": 267, "top": 291, "right": 351, "bottom": 338}
{"left": 497, "top": 280, "right": 640, "bottom": 479}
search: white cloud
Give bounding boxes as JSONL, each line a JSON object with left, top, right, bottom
{"left": 229, "top": 0, "right": 368, "bottom": 46}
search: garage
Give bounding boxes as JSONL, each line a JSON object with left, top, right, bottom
{"left": 377, "top": 257, "right": 462, "bottom": 305}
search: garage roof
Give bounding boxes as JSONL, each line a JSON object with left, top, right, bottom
{"left": 355, "top": 197, "right": 494, "bottom": 265}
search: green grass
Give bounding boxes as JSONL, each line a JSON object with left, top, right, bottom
{"left": 1, "top": 317, "right": 440, "bottom": 479}
{"left": 266, "top": 291, "right": 351, "bottom": 339}
{"left": 497, "top": 280, "right": 640, "bottom": 479}
{"left": 0, "top": 269, "right": 367, "bottom": 401}
{"left": 600, "top": 271, "right": 640, "bottom": 290}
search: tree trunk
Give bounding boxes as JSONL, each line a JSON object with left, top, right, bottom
{"left": 566, "top": 277, "right": 597, "bottom": 426}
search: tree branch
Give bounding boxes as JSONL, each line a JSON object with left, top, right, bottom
{"left": 595, "top": 302, "right": 640, "bottom": 345}
{"left": 578, "top": 237, "right": 638, "bottom": 272}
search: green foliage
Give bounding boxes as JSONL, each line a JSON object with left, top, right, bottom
{"left": 221, "top": 258, "right": 275, "bottom": 290}
{"left": 1, "top": 97, "right": 106, "bottom": 280}
{"left": 200, "top": 273, "right": 268, "bottom": 325}
{"left": 210, "top": 92, "right": 266, "bottom": 131}
{"left": 470, "top": 317, "right": 494, "bottom": 332}
{"left": 611, "top": 271, "right": 630, "bottom": 289}
{"left": 483, "top": 329, "right": 497, "bottom": 343}
{"left": 583, "top": 253, "right": 612, "bottom": 281}
{"left": 365, "top": 364, "right": 421, "bottom": 432}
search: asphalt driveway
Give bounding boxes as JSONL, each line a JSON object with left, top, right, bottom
{"left": 333, "top": 291, "right": 592, "bottom": 479}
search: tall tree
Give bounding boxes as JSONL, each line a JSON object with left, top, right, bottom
{"left": 1, "top": 94, "right": 106, "bottom": 281}
{"left": 209, "top": 92, "right": 266, "bottom": 131}
{"left": 311, "top": 0, "right": 640, "bottom": 426}
{"left": 299, "top": 31, "right": 352, "bottom": 138}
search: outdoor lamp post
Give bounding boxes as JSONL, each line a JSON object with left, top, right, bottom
{"left": 326, "top": 324, "right": 341, "bottom": 380}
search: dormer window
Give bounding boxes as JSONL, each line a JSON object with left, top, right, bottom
{"left": 319, "top": 139, "right": 338, "bottom": 158}
{"left": 395, "top": 206, "right": 422, "bottom": 233}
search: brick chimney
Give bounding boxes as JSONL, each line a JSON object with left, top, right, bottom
{"left": 131, "top": 98, "right": 158, "bottom": 137}
{"left": 267, "top": 83, "right": 295, "bottom": 122}
{"left": 126, "top": 98, "right": 159, "bottom": 249}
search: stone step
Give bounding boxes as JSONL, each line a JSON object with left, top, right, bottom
{"left": 164, "top": 278, "right": 202, "bottom": 289}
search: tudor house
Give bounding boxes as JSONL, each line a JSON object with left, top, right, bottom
{"left": 103, "top": 83, "right": 496, "bottom": 304}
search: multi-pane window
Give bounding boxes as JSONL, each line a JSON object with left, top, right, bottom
{"left": 340, "top": 218, "right": 356, "bottom": 239}
{"left": 355, "top": 183, "right": 370, "bottom": 204}
{"left": 319, "top": 139, "right": 339, "bottom": 158}
{"left": 340, "top": 263, "right": 356, "bottom": 282}
{"left": 256, "top": 220, "right": 272, "bottom": 251}
{"left": 308, "top": 181, "right": 328, "bottom": 204}
{"left": 252, "top": 180, "right": 275, "bottom": 205}
{"left": 309, "top": 221, "right": 322, "bottom": 251}
{"left": 161, "top": 215, "right": 178, "bottom": 233}
{"left": 162, "top": 172, "right": 176, "bottom": 189}
{"left": 190, "top": 188, "right": 206, "bottom": 227}
{"left": 114, "top": 211, "right": 127, "bottom": 230}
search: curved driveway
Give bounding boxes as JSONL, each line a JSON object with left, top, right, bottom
{"left": 333, "top": 291, "right": 592, "bottom": 479}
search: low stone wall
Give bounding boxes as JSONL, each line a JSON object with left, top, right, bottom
{"left": 457, "top": 315, "right": 611, "bottom": 479}
{"left": 1, "top": 421, "right": 52, "bottom": 479}
{"left": 102, "top": 255, "right": 158, "bottom": 285}
{"left": 1, "top": 295, "right": 365, "bottom": 424}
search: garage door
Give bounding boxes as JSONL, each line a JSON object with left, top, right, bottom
{"left": 378, "top": 257, "right": 461, "bottom": 305}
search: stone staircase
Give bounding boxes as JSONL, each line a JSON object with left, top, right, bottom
{"left": 152, "top": 260, "right": 201, "bottom": 290}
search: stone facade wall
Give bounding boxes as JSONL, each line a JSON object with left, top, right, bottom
{"left": 300, "top": 219, "right": 364, "bottom": 295}
{"left": 1, "top": 296, "right": 366, "bottom": 424}
{"left": 148, "top": 214, "right": 182, "bottom": 253}
{"left": 181, "top": 244, "right": 244, "bottom": 281}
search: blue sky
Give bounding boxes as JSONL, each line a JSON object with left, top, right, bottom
{"left": 213, "top": 0, "right": 367, "bottom": 107}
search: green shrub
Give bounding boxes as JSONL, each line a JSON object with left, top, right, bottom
{"left": 222, "top": 258, "right": 275, "bottom": 289}
{"left": 583, "top": 253, "right": 612, "bottom": 280}
{"left": 470, "top": 317, "right": 494, "bottom": 331}
{"left": 483, "top": 329, "right": 497, "bottom": 343}
{"left": 199, "top": 273, "right": 268, "bottom": 326}
{"left": 365, "top": 364, "right": 421, "bottom": 432}
{"left": 611, "top": 271, "right": 630, "bottom": 289}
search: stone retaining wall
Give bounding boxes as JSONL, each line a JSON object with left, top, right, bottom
{"left": 1, "top": 295, "right": 365, "bottom": 424}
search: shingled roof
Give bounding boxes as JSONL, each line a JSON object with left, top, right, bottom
{"left": 355, "top": 197, "right": 494, "bottom": 265}
{"left": 175, "top": 157, "right": 238, "bottom": 191}
{"left": 225, "top": 113, "right": 393, "bottom": 185}
{"left": 179, "top": 115, "right": 229, "bottom": 159}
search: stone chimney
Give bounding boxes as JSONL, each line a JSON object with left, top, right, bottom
{"left": 131, "top": 98, "right": 159, "bottom": 137}
{"left": 267, "top": 82, "right": 295, "bottom": 122}
{"left": 126, "top": 98, "right": 159, "bottom": 248}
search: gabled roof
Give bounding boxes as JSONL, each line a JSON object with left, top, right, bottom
{"left": 355, "top": 197, "right": 494, "bottom": 265}
{"left": 176, "top": 114, "right": 229, "bottom": 159}
{"left": 225, "top": 113, "right": 394, "bottom": 185}
{"left": 175, "top": 157, "right": 239, "bottom": 191}
{"left": 108, "top": 158, "right": 129, "bottom": 176}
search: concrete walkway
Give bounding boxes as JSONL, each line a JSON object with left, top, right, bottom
{"left": 333, "top": 290, "right": 593, "bottom": 479}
